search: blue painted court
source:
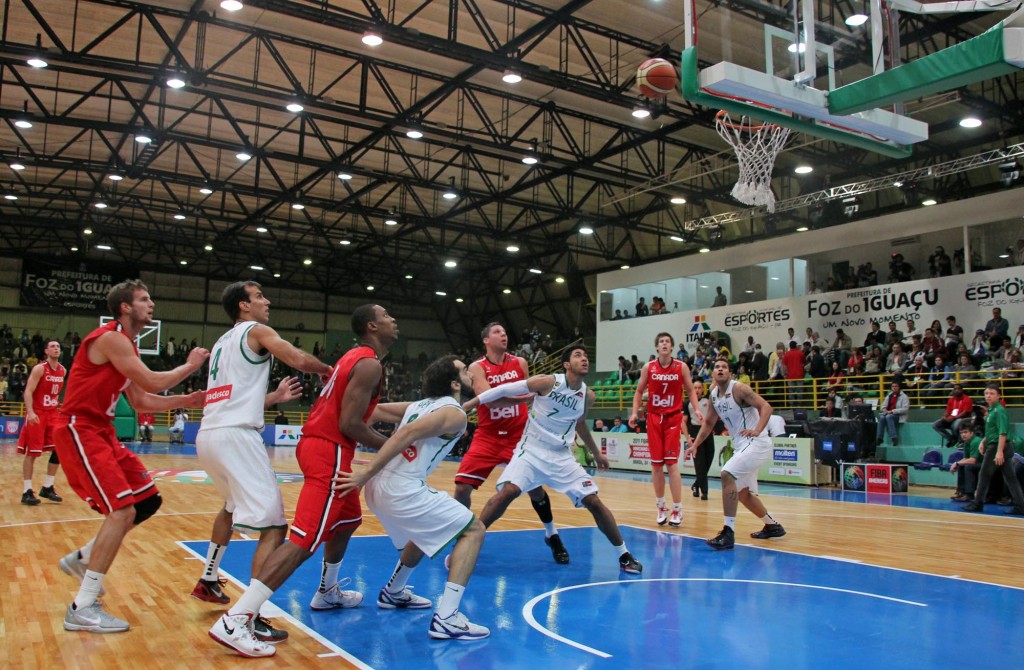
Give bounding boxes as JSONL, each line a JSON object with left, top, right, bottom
{"left": 183, "top": 525, "right": 1023, "bottom": 669}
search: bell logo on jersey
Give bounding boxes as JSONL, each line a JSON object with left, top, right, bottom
{"left": 650, "top": 394, "right": 676, "bottom": 409}
{"left": 489, "top": 404, "right": 521, "bottom": 420}
{"left": 402, "top": 445, "right": 418, "bottom": 462}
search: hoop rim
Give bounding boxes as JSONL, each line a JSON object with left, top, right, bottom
{"left": 714, "top": 108, "right": 779, "bottom": 133}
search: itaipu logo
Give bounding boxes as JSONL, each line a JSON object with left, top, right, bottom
{"left": 686, "top": 315, "right": 712, "bottom": 343}
{"left": 278, "top": 428, "right": 301, "bottom": 442}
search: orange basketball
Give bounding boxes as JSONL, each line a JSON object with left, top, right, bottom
{"left": 636, "top": 58, "right": 678, "bottom": 99}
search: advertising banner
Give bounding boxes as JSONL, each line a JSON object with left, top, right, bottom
{"left": 274, "top": 425, "right": 303, "bottom": 446}
{"left": 842, "top": 462, "right": 908, "bottom": 493}
{"left": 20, "top": 258, "right": 137, "bottom": 312}
{"left": 600, "top": 433, "right": 828, "bottom": 485}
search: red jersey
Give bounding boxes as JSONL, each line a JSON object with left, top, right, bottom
{"left": 475, "top": 353, "right": 528, "bottom": 438}
{"left": 302, "top": 345, "right": 381, "bottom": 447}
{"left": 28, "top": 360, "right": 66, "bottom": 414}
{"left": 60, "top": 321, "right": 136, "bottom": 423}
{"left": 646, "top": 358, "right": 685, "bottom": 415}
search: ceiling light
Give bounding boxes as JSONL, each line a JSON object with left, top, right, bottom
{"left": 367, "top": 285, "right": 375, "bottom": 291}
{"left": 70, "top": 246, "right": 78, "bottom": 251}
{"left": 4, "top": 194, "right": 18, "bottom": 201}
{"left": 179, "top": 260, "right": 188, "bottom": 265}
{"left": 340, "top": 239, "right": 351, "bottom": 245}
{"left": 303, "top": 258, "right": 312, "bottom": 265}
{"left": 286, "top": 102, "right": 304, "bottom": 113}
{"left": 204, "top": 244, "right": 213, "bottom": 251}
{"left": 503, "top": 288, "right": 512, "bottom": 294}
{"left": 27, "top": 57, "right": 48, "bottom": 69}
{"left": 632, "top": 104, "right": 651, "bottom": 119}
{"left": 236, "top": 150, "right": 252, "bottom": 161}
{"left": 529, "top": 268, "right": 542, "bottom": 274}
{"left": 670, "top": 235, "right": 684, "bottom": 242}
{"left": 291, "top": 202, "right": 305, "bottom": 210}
{"left": 922, "top": 198, "right": 937, "bottom": 206}
{"left": 94, "top": 202, "right": 107, "bottom": 209}
{"left": 620, "top": 265, "right": 630, "bottom": 270}
{"left": 174, "top": 213, "right": 186, "bottom": 220}
{"left": 699, "top": 247, "right": 710, "bottom": 253}
{"left": 273, "top": 272, "right": 281, "bottom": 277}
{"left": 579, "top": 226, "right": 594, "bottom": 235}
{"left": 96, "top": 244, "right": 112, "bottom": 250}
{"left": 435, "top": 290, "right": 447, "bottom": 296}
{"left": 522, "top": 154, "right": 538, "bottom": 166}
{"left": 134, "top": 134, "right": 152, "bottom": 144}
{"left": 108, "top": 174, "right": 123, "bottom": 181}
{"left": 10, "top": 161, "right": 25, "bottom": 171}
{"left": 14, "top": 118, "right": 33, "bottom": 129}
{"left": 199, "top": 186, "right": 213, "bottom": 194}
{"left": 166, "top": 76, "right": 186, "bottom": 89}
{"left": 745, "top": 289, "right": 754, "bottom": 294}
{"left": 362, "top": 31, "right": 383, "bottom": 47}
{"left": 250, "top": 265, "right": 264, "bottom": 271}
{"left": 796, "top": 226, "right": 809, "bottom": 232}
{"left": 999, "top": 252, "right": 1011, "bottom": 259}
{"left": 771, "top": 276, "right": 780, "bottom": 281}
{"left": 507, "top": 245, "right": 520, "bottom": 252}
{"left": 670, "top": 196, "right": 686, "bottom": 204}
{"left": 443, "top": 177, "right": 458, "bottom": 200}
{"left": 406, "top": 127, "right": 423, "bottom": 140}
{"left": 794, "top": 165, "right": 813, "bottom": 174}
{"left": 256, "top": 226, "right": 268, "bottom": 233}
{"left": 404, "top": 274, "right": 413, "bottom": 280}
{"left": 959, "top": 117, "right": 982, "bottom": 128}
{"left": 220, "top": 1, "right": 243, "bottom": 11}
{"left": 456, "top": 297, "right": 464, "bottom": 303}
{"left": 83, "top": 227, "right": 92, "bottom": 235}
{"left": 338, "top": 172, "right": 352, "bottom": 180}
{"left": 502, "top": 70, "right": 522, "bottom": 84}
{"left": 845, "top": 13, "right": 869, "bottom": 27}
{"left": 555, "top": 277, "right": 565, "bottom": 284}
{"left": 893, "top": 180, "right": 903, "bottom": 188}
{"left": 384, "top": 214, "right": 398, "bottom": 226}
{"left": 444, "top": 260, "right": 457, "bottom": 268}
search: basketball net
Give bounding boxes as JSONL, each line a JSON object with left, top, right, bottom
{"left": 715, "top": 110, "right": 791, "bottom": 212}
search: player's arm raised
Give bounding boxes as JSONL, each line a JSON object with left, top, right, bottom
{"left": 629, "top": 362, "right": 650, "bottom": 428}
{"left": 249, "top": 325, "right": 332, "bottom": 377}
{"left": 463, "top": 374, "right": 554, "bottom": 412}
{"left": 21, "top": 363, "right": 45, "bottom": 423}
{"left": 333, "top": 407, "right": 468, "bottom": 495}
{"left": 733, "top": 382, "right": 772, "bottom": 437}
{"left": 578, "top": 389, "right": 609, "bottom": 469}
{"left": 93, "top": 331, "right": 208, "bottom": 394}
{"left": 338, "top": 358, "right": 390, "bottom": 450}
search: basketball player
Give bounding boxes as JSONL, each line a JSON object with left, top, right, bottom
{"left": 685, "top": 359, "right": 786, "bottom": 550}
{"left": 469, "top": 345, "right": 643, "bottom": 574}
{"left": 191, "top": 281, "right": 332, "bottom": 643}
{"left": 18, "top": 340, "right": 66, "bottom": 505}
{"left": 629, "top": 332, "right": 702, "bottom": 526}
{"left": 210, "top": 304, "right": 399, "bottom": 658}
{"left": 334, "top": 356, "right": 489, "bottom": 640}
{"left": 54, "top": 280, "right": 208, "bottom": 633}
{"left": 454, "top": 322, "right": 568, "bottom": 563}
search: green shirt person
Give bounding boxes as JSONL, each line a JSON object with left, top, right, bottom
{"left": 962, "top": 384, "right": 1024, "bottom": 514}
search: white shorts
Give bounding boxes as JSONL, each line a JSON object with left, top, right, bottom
{"left": 498, "top": 444, "right": 599, "bottom": 507}
{"left": 364, "top": 475, "right": 474, "bottom": 558}
{"left": 721, "top": 435, "right": 772, "bottom": 495}
{"left": 196, "top": 426, "right": 286, "bottom": 530}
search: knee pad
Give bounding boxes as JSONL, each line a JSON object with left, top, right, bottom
{"left": 133, "top": 494, "right": 163, "bottom": 525}
{"left": 48, "top": 451, "right": 60, "bottom": 465}
{"left": 530, "top": 490, "right": 554, "bottom": 523}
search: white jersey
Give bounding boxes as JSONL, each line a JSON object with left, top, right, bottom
{"left": 710, "top": 380, "right": 767, "bottom": 438}
{"left": 518, "top": 374, "right": 587, "bottom": 452}
{"left": 200, "top": 321, "right": 272, "bottom": 430}
{"left": 377, "top": 396, "right": 466, "bottom": 482}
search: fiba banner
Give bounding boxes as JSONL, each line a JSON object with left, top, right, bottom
{"left": 600, "top": 433, "right": 828, "bottom": 485}
{"left": 20, "top": 258, "right": 137, "bottom": 312}
{"left": 597, "top": 265, "right": 1023, "bottom": 370}
{"left": 841, "top": 462, "right": 908, "bottom": 494}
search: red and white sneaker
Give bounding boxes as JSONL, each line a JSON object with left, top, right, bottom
{"left": 209, "top": 612, "right": 276, "bottom": 658}
{"left": 656, "top": 505, "right": 669, "bottom": 526}
{"left": 668, "top": 509, "right": 682, "bottom": 527}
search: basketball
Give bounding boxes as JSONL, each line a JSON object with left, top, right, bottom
{"left": 636, "top": 58, "right": 678, "bottom": 99}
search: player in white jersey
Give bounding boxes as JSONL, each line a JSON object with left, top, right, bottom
{"left": 686, "top": 359, "right": 786, "bottom": 550}
{"left": 334, "top": 356, "right": 489, "bottom": 640}
{"left": 192, "top": 281, "right": 332, "bottom": 643}
{"left": 467, "top": 345, "right": 642, "bottom": 574}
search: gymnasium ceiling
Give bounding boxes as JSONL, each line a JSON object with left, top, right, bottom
{"left": 1, "top": 1, "right": 1022, "bottom": 344}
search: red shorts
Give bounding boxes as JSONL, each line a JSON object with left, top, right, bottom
{"left": 53, "top": 415, "right": 159, "bottom": 515}
{"left": 454, "top": 433, "right": 516, "bottom": 489}
{"left": 648, "top": 411, "right": 683, "bottom": 465}
{"left": 289, "top": 436, "right": 362, "bottom": 552}
{"left": 17, "top": 412, "right": 58, "bottom": 455}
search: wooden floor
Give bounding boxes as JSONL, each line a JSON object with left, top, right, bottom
{"left": 3, "top": 441, "right": 1022, "bottom": 669}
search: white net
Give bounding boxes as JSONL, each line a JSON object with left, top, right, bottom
{"left": 715, "top": 110, "right": 791, "bottom": 212}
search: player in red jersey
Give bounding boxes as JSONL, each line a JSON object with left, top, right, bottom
{"left": 454, "top": 323, "right": 568, "bottom": 563}
{"left": 210, "top": 304, "right": 405, "bottom": 658}
{"left": 54, "top": 280, "right": 208, "bottom": 634}
{"left": 630, "top": 332, "right": 702, "bottom": 527}
{"left": 18, "top": 340, "right": 66, "bottom": 505}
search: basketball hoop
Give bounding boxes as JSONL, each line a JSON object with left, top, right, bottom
{"left": 715, "top": 110, "right": 791, "bottom": 212}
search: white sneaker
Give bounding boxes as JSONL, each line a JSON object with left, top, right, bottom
{"left": 378, "top": 586, "right": 432, "bottom": 609}
{"left": 428, "top": 610, "right": 490, "bottom": 640}
{"left": 59, "top": 552, "right": 105, "bottom": 596}
{"left": 63, "top": 601, "right": 129, "bottom": 633}
{"left": 209, "top": 612, "right": 276, "bottom": 658}
{"left": 656, "top": 505, "right": 669, "bottom": 526}
{"left": 310, "top": 579, "right": 363, "bottom": 610}
{"left": 669, "top": 509, "right": 682, "bottom": 527}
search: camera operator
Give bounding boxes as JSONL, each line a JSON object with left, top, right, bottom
{"left": 928, "top": 246, "right": 952, "bottom": 277}
{"left": 857, "top": 262, "right": 878, "bottom": 287}
{"left": 888, "top": 253, "right": 914, "bottom": 283}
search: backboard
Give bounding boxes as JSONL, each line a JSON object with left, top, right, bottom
{"left": 99, "top": 317, "right": 161, "bottom": 356}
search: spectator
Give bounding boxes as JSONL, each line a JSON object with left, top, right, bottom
{"left": 864, "top": 321, "right": 885, "bottom": 349}
{"left": 784, "top": 327, "right": 798, "bottom": 348}
{"left": 138, "top": 412, "right": 154, "bottom": 443}
{"left": 821, "top": 395, "right": 841, "bottom": 418}
{"left": 884, "top": 321, "right": 904, "bottom": 350}
{"left": 970, "top": 329, "right": 988, "bottom": 364}
{"left": 806, "top": 345, "right": 828, "bottom": 379}
{"left": 782, "top": 341, "right": 806, "bottom": 404}
{"left": 846, "top": 347, "right": 865, "bottom": 376}
{"left": 949, "top": 424, "right": 983, "bottom": 502}
{"left": 169, "top": 408, "right": 188, "bottom": 444}
{"left": 609, "top": 417, "right": 629, "bottom": 433}
{"left": 611, "top": 309, "right": 623, "bottom": 321}
{"left": 807, "top": 281, "right": 821, "bottom": 294}
{"left": 742, "top": 336, "right": 756, "bottom": 355}
{"left": 876, "top": 381, "right": 910, "bottom": 446}
{"left": 985, "top": 307, "right": 1010, "bottom": 350}
{"left": 857, "top": 262, "right": 878, "bottom": 286}
{"left": 932, "top": 383, "right": 974, "bottom": 447}
{"left": 592, "top": 419, "right": 606, "bottom": 432}
{"left": 617, "top": 355, "right": 630, "bottom": 382}
{"left": 711, "top": 286, "right": 727, "bottom": 307}
{"left": 622, "top": 309, "right": 632, "bottom": 319}
{"left": 651, "top": 296, "right": 667, "bottom": 315}
{"left": 929, "top": 246, "right": 952, "bottom": 277}
{"left": 1014, "top": 238, "right": 1024, "bottom": 266}
{"left": 635, "top": 297, "right": 650, "bottom": 317}
{"left": 885, "top": 342, "right": 909, "bottom": 377}
{"left": 628, "top": 354, "right": 642, "bottom": 381}
{"left": 921, "top": 328, "right": 944, "bottom": 364}
{"left": 945, "top": 315, "right": 964, "bottom": 361}
{"left": 274, "top": 410, "right": 289, "bottom": 425}
{"left": 1014, "top": 325, "right": 1024, "bottom": 350}
{"left": 768, "top": 343, "right": 786, "bottom": 381}
{"left": 953, "top": 352, "right": 978, "bottom": 383}
{"left": 924, "top": 354, "right": 953, "bottom": 397}
{"left": 829, "top": 328, "right": 852, "bottom": 368}
{"left": 826, "top": 361, "right": 845, "bottom": 392}
{"left": 888, "top": 253, "right": 914, "bottom": 282}
{"left": 675, "top": 342, "right": 688, "bottom": 361}
{"left": 750, "top": 344, "right": 769, "bottom": 381}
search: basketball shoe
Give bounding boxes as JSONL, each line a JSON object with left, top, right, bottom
{"left": 750, "top": 523, "right": 786, "bottom": 539}
{"left": 310, "top": 579, "right": 363, "bottom": 610}
{"left": 618, "top": 552, "right": 643, "bottom": 574}
{"left": 59, "top": 551, "right": 105, "bottom": 596}
{"left": 545, "top": 534, "right": 570, "bottom": 564}
{"left": 378, "top": 586, "right": 432, "bottom": 609}
{"left": 253, "top": 615, "right": 288, "bottom": 643}
{"left": 668, "top": 509, "right": 682, "bottom": 527}
{"left": 209, "top": 612, "right": 275, "bottom": 658}
{"left": 192, "top": 578, "right": 230, "bottom": 604}
{"left": 707, "top": 526, "right": 735, "bottom": 550}
{"left": 428, "top": 611, "right": 490, "bottom": 640}
{"left": 39, "top": 486, "right": 63, "bottom": 502}
{"left": 656, "top": 504, "right": 669, "bottom": 526}
{"left": 63, "top": 601, "right": 129, "bottom": 633}
{"left": 21, "top": 489, "right": 40, "bottom": 505}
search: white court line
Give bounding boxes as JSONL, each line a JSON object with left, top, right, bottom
{"left": 522, "top": 578, "right": 928, "bottom": 658}
{"left": 176, "top": 540, "right": 373, "bottom": 670}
